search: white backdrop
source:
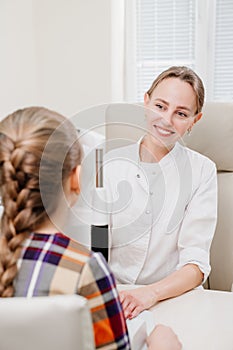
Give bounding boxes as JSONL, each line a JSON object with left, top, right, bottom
{"left": 0, "top": 0, "right": 112, "bottom": 120}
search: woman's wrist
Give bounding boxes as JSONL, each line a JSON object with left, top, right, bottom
{"left": 147, "top": 284, "right": 160, "bottom": 305}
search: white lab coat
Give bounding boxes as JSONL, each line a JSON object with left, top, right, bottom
{"left": 104, "top": 138, "right": 218, "bottom": 285}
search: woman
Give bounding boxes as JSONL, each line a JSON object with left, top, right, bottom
{"left": 104, "top": 66, "right": 218, "bottom": 319}
{"left": 0, "top": 107, "right": 181, "bottom": 349}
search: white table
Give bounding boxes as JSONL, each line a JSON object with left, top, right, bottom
{"left": 118, "top": 286, "right": 233, "bottom": 350}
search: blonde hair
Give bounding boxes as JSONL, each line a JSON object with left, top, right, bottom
{"left": 147, "top": 66, "right": 205, "bottom": 114}
{"left": 0, "top": 107, "right": 82, "bottom": 297}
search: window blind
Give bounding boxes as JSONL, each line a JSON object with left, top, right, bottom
{"left": 126, "top": 0, "right": 196, "bottom": 102}
{"left": 213, "top": 0, "right": 233, "bottom": 100}
{"left": 125, "top": 0, "right": 233, "bottom": 102}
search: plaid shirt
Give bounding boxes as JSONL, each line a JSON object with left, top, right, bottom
{"left": 14, "top": 232, "right": 131, "bottom": 349}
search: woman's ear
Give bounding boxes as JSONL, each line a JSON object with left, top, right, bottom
{"left": 70, "top": 165, "right": 81, "bottom": 195}
{"left": 144, "top": 92, "right": 150, "bottom": 105}
{"left": 193, "top": 112, "right": 202, "bottom": 124}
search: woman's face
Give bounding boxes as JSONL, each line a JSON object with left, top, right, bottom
{"left": 144, "top": 77, "right": 202, "bottom": 149}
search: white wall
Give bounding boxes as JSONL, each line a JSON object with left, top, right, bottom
{"left": 0, "top": 0, "right": 37, "bottom": 119}
{"left": 0, "top": 0, "right": 112, "bottom": 120}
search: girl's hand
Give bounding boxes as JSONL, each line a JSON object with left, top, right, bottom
{"left": 119, "top": 286, "right": 157, "bottom": 319}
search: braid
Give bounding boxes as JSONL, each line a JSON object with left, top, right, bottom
{"left": 0, "top": 135, "right": 46, "bottom": 297}
{"left": 0, "top": 107, "right": 83, "bottom": 297}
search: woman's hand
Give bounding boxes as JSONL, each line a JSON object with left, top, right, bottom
{"left": 119, "top": 286, "right": 158, "bottom": 319}
{"left": 147, "top": 325, "right": 182, "bottom": 350}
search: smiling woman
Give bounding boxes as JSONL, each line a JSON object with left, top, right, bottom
{"left": 141, "top": 67, "right": 203, "bottom": 161}
{"left": 104, "top": 66, "right": 218, "bottom": 319}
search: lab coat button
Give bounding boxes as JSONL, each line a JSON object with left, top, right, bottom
{"left": 150, "top": 191, "right": 153, "bottom": 195}
{"left": 145, "top": 210, "right": 150, "bottom": 214}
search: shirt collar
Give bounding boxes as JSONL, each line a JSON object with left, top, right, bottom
{"left": 136, "top": 135, "right": 182, "bottom": 167}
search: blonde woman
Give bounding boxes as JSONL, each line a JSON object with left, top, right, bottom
{"left": 104, "top": 66, "right": 218, "bottom": 319}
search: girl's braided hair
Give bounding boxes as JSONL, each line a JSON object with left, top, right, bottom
{"left": 0, "top": 107, "right": 82, "bottom": 297}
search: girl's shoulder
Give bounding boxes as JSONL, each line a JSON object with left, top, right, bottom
{"left": 53, "top": 233, "right": 109, "bottom": 271}
{"left": 28, "top": 232, "right": 93, "bottom": 265}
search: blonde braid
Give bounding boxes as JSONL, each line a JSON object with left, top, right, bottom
{"left": 0, "top": 107, "right": 82, "bottom": 297}
{"left": 0, "top": 135, "right": 46, "bottom": 297}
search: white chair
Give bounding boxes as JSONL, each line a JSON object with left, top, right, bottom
{"left": 183, "top": 102, "right": 233, "bottom": 291}
{"left": 0, "top": 294, "right": 95, "bottom": 350}
{"left": 105, "top": 102, "right": 233, "bottom": 292}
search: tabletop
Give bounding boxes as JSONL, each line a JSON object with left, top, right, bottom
{"left": 118, "top": 285, "right": 233, "bottom": 350}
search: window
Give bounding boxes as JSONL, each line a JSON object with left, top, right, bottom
{"left": 124, "top": 0, "right": 233, "bottom": 102}
{"left": 213, "top": 0, "right": 233, "bottom": 100}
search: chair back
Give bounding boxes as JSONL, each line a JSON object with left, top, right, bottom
{"left": 0, "top": 294, "right": 95, "bottom": 350}
{"left": 183, "top": 102, "right": 233, "bottom": 291}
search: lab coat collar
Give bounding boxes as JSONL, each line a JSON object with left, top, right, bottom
{"left": 135, "top": 136, "right": 182, "bottom": 192}
{"left": 136, "top": 135, "right": 181, "bottom": 167}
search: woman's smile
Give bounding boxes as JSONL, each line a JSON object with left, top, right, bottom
{"left": 153, "top": 124, "right": 176, "bottom": 137}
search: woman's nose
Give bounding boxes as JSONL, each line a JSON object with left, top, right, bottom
{"left": 162, "top": 110, "right": 173, "bottom": 124}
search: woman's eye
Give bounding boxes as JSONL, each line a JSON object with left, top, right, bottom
{"left": 177, "top": 111, "right": 188, "bottom": 118}
{"left": 155, "top": 104, "right": 163, "bottom": 109}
